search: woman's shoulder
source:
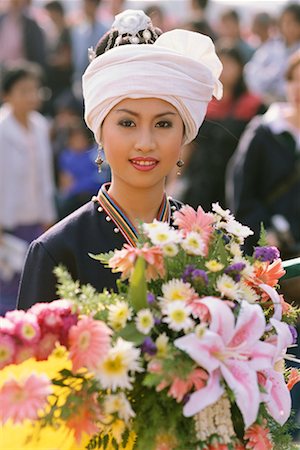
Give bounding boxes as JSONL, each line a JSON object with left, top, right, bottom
{"left": 35, "top": 201, "right": 99, "bottom": 247}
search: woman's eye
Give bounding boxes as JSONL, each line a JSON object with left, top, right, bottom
{"left": 119, "top": 120, "right": 135, "bottom": 127}
{"left": 156, "top": 121, "right": 172, "bottom": 128}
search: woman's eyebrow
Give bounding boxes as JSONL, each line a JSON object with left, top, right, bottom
{"left": 114, "top": 108, "right": 177, "bottom": 118}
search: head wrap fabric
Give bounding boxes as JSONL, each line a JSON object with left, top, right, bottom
{"left": 82, "top": 28, "right": 223, "bottom": 145}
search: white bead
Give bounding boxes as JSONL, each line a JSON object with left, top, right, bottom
{"left": 106, "top": 216, "right": 111, "bottom": 221}
{"left": 92, "top": 195, "right": 98, "bottom": 202}
{"left": 114, "top": 227, "right": 120, "bottom": 233}
{"left": 98, "top": 206, "right": 103, "bottom": 212}
{"left": 171, "top": 206, "right": 176, "bottom": 211}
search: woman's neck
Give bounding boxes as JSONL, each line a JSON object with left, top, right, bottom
{"left": 13, "top": 109, "right": 29, "bottom": 128}
{"left": 107, "top": 180, "right": 166, "bottom": 228}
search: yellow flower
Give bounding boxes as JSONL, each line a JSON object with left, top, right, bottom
{"left": 205, "top": 260, "right": 224, "bottom": 272}
{"left": 155, "top": 333, "right": 169, "bottom": 358}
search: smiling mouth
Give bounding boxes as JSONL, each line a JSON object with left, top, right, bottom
{"left": 129, "top": 158, "right": 158, "bottom": 171}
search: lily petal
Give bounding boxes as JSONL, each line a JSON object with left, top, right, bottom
{"left": 228, "top": 301, "right": 266, "bottom": 351}
{"left": 174, "top": 331, "right": 223, "bottom": 373}
{"left": 183, "top": 369, "right": 224, "bottom": 417}
{"left": 260, "top": 283, "right": 282, "bottom": 324}
{"left": 221, "top": 360, "right": 260, "bottom": 428}
{"left": 248, "top": 341, "right": 276, "bottom": 371}
{"left": 200, "top": 297, "right": 235, "bottom": 344}
{"left": 262, "top": 369, "right": 291, "bottom": 425}
{"left": 269, "top": 318, "right": 293, "bottom": 362}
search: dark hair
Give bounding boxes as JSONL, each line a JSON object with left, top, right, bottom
{"left": 216, "top": 44, "right": 247, "bottom": 98}
{"left": 220, "top": 9, "right": 240, "bottom": 24}
{"left": 285, "top": 49, "right": 300, "bottom": 81}
{"left": 66, "top": 122, "right": 94, "bottom": 142}
{"left": 1, "top": 62, "right": 42, "bottom": 95}
{"left": 45, "top": 0, "right": 65, "bottom": 15}
{"left": 281, "top": 2, "right": 300, "bottom": 24}
{"left": 181, "top": 19, "right": 217, "bottom": 41}
{"left": 95, "top": 27, "right": 162, "bottom": 57}
{"left": 194, "top": 0, "right": 209, "bottom": 10}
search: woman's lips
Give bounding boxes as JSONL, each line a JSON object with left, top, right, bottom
{"left": 129, "top": 157, "right": 158, "bottom": 171}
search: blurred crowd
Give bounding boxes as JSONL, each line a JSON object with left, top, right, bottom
{"left": 0, "top": 0, "right": 300, "bottom": 307}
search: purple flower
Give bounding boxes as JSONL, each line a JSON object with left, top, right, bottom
{"left": 182, "top": 265, "right": 196, "bottom": 282}
{"left": 224, "top": 262, "right": 246, "bottom": 283}
{"left": 141, "top": 337, "right": 157, "bottom": 355}
{"left": 191, "top": 269, "right": 208, "bottom": 286}
{"left": 289, "top": 325, "right": 298, "bottom": 345}
{"left": 147, "top": 292, "right": 156, "bottom": 305}
{"left": 154, "top": 317, "right": 161, "bottom": 326}
{"left": 253, "top": 246, "right": 280, "bottom": 263}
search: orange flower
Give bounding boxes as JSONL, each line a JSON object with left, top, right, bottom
{"left": 69, "top": 316, "right": 111, "bottom": 372}
{"left": 250, "top": 259, "right": 285, "bottom": 288}
{"left": 168, "top": 368, "right": 208, "bottom": 402}
{"left": 155, "top": 432, "right": 177, "bottom": 450}
{"left": 108, "top": 243, "right": 165, "bottom": 281}
{"left": 66, "top": 396, "right": 101, "bottom": 444}
{"left": 207, "top": 444, "right": 230, "bottom": 450}
{"left": 244, "top": 423, "right": 273, "bottom": 450}
{"left": 287, "top": 368, "right": 300, "bottom": 390}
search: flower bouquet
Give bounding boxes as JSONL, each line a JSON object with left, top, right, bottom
{"left": 1, "top": 203, "right": 300, "bottom": 450}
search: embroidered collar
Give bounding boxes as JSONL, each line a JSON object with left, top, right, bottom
{"left": 96, "top": 183, "right": 171, "bottom": 247}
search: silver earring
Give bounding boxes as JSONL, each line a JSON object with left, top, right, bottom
{"left": 95, "top": 146, "right": 104, "bottom": 173}
{"left": 176, "top": 159, "right": 184, "bottom": 176}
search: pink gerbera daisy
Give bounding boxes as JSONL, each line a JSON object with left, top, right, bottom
{"left": 173, "top": 205, "right": 214, "bottom": 255}
{"left": 0, "top": 373, "right": 52, "bottom": 423}
{"left": 68, "top": 316, "right": 112, "bottom": 372}
{"left": 0, "top": 334, "right": 16, "bottom": 369}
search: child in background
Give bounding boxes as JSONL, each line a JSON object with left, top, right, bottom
{"left": 57, "top": 122, "right": 110, "bottom": 218}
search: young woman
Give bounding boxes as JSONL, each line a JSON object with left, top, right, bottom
{"left": 17, "top": 9, "right": 222, "bottom": 310}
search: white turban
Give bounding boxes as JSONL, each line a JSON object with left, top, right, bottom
{"left": 82, "top": 29, "right": 223, "bottom": 145}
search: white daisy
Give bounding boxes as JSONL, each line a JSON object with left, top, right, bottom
{"left": 107, "top": 300, "right": 132, "bottom": 330}
{"left": 212, "top": 202, "right": 233, "bottom": 221}
{"left": 181, "top": 231, "right": 205, "bottom": 256}
{"left": 147, "top": 225, "right": 181, "bottom": 247}
{"left": 238, "top": 281, "right": 259, "bottom": 304}
{"left": 224, "top": 219, "right": 254, "bottom": 239}
{"left": 205, "top": 260, "right": 224, "bottom": 272}
{"left": 160, "top": 279, "right": 195, "bottom": 304}
{"left": 103, "top": 392, "right": 135, "bottom": 423}
{"left": 97, "top": 338, "right": 142, "bottom": 391}
{"left": 135, "top": 309, "right": 154, "bottom": 335}
{"left": 228, "top": 242, "right": 243, "bottom": 257}
{"left": 216, "top": 274, "right": 240, "bottom": 300}
{"left": 162, "top": 242, "right": 179, "bottom": 257}
{"left": 163, "top": 301, "right": 193, "bottom": 332}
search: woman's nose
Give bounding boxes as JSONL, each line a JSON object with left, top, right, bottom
{"left": 134, "top": 128, "right": 156, "bottom": 152}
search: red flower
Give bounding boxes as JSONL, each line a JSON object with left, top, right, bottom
{"left": 244, "top": 423, "right": 273, "bottom": 450}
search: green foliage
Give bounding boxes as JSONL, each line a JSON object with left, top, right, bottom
{"left": 117, "top": 322, "right": 145, "bottom": 345}
{"left": 257, "top": 223, "right": 268, "bottom": 247}
{"left": 130, "top": 378, "right": 197, "bottom": 450}
{"left": 88, "top": 251, "right": 115, "bottom": 266}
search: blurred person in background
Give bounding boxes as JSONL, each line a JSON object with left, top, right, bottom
{"left": 216, "top": 8, "right": 255, "bottom": 63}
{"left": 0, "top": 0, "right": 46, "bottom": 71}
{"left": 169, "top": 44, "right": 264, "bottom": 210}
{"left": 99, "top": 0, "right": 125, "bottom": 28}
{"left": 245, "top": 2, "right": 300, "bottom": 104}
{"left": 0, "top": 62, "right": 56, "bottom": 314}
{"left": 181, "top": 0, "right": 216, "bottom": 40}
{"left": 145, "top": 5, "right": 168, "bottom": 32}
{"left": 71, "top": 0, "right": 108, "bottom": 99}
{"left": 43, "top": 0, "right": 73, "bottom": 115}
{"left": 56, "top": 122, "right": 110, "bottom": 219}
{"left": 227, "top": 50, "right": 300, "bottom": 260}
{"left": 189, "top": 0, "right": 210, "bottom": 22}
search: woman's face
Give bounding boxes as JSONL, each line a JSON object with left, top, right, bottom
{"left": 286, "top": 62, "right": 300, "bottom": 107}
{"left": 219, "top": 54, "right": 243, "bottom": 89}
{"left": 5, "top": 77, "right": 41, "bottom": 113}
{"left": 101, "top": 97, "right": 184, "bottom": 191}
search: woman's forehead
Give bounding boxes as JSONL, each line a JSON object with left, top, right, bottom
{"left": 110, "top": 97, "right": 180, "bottom": 113}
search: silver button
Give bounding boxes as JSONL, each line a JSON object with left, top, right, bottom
{"left": 98, "top": 206, "right": 103, "bottom": 212}
{"left": 106, "top": 216, "right": 111, "bottom": 221}
{"left": 114, "top": 227, "right": 120, "bottom": 233}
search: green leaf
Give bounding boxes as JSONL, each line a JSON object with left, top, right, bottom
{"left": 257, "top": 222, "right": 268, "bottom": 247}
{"left": 88, "top": 251, "right": 115, "bottom": 266}
{"left": 117, "top": 322, "right": 145, "bottom": 345}
{"left": 128, "top": 256, "right": 147, "bottom": 311}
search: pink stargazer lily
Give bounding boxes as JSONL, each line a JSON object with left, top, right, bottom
{"left": 260, "top": 318, "right": 293, "bottom": 425}
{"left": 174, "top": 298, "right": 275, "bottom": 428}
